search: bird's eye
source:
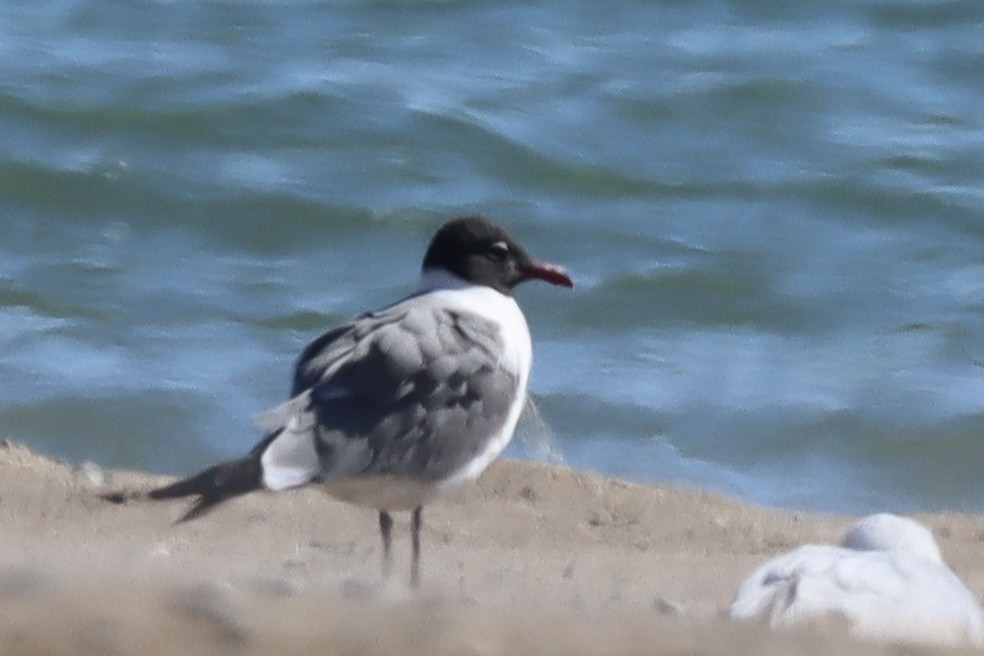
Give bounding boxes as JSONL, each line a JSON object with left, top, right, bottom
{"left": 486, "top": 241, "right": 509, "bottom": 261}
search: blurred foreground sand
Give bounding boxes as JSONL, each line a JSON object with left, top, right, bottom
{"left": 1, "top": 439, "right": 981, "bottom": 655}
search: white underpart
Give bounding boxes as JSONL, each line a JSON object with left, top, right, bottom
{"left": 259, "top": 267, "right": 533, "bottom": 508}
{"left": 729, "top": 513, "right": 984, "bottom": 648}
{"left": 418, "top": 269, "right": 532, "bottom": 491}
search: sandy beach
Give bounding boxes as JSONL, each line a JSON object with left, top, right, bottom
{"left": 1, "top": 438, "right": 981, "bottom": 655}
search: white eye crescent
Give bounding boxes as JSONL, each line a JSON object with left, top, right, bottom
{"left": 487, "top": 241, "right": 509, "bottom": 260}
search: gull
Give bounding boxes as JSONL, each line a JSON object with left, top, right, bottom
{"left": 729, "top": 513, "right": 984, "bottom": 648}
{"left": 106, "top": 215, "right": 573, "bottom": 588}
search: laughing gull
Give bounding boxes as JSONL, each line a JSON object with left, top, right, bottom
{"left": 729, "top": 513, "right": 984, "bottom": 648}
{"left": 109, "top": 215, "right": 573, "bottom": 588}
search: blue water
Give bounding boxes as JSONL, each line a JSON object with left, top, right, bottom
{"left": 3, "top": 0, "right": 984, "bottom": 513}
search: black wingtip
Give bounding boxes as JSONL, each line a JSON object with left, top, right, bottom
{"left": 100, "top": 490, "right": 144, "bottom": 505}
{"left": 174, "top": 497, "right": 223, "bottom": 524}
{"left": 147, "top": 474, "right": 212, "bottom": 501}
{"left": 98, "top": 484, "right": 229, "bottom": 523}
{"left": 100, "top": 455, "right": 265, "bottom": 523}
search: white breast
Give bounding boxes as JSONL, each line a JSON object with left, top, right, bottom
{"left": 416, "top": 269, "right": 533, "bottom": 488}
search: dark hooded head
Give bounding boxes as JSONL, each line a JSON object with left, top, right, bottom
{"left": 422, "top": 215, "right": 573, "bottom": 294}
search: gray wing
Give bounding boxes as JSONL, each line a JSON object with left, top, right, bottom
{"left": 257, "top": 302, "right": 519, "bottom": 489}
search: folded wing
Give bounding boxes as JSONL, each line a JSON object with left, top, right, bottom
{"left": 257, "top": 303, "right": 519, "bottom": 491}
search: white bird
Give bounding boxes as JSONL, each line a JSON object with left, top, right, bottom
{"left": 105, "top": 215, "right": 573, "bottom": 588}
{"left": 729, "top": 513, "right": 984, "bottom": 648}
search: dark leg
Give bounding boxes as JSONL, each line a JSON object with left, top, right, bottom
{"left": 410, "top": 506, "right": 423, "bottom": 589}
{"left": 378, "top": 510, "right": 393, "bottom": 580}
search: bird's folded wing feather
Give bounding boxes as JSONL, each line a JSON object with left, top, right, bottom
{"left": 255, "top": 303, "right": 519, "bottom": 490}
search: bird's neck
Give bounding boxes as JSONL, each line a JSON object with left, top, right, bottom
{"left": 418, "top": 267, "right": 479, "bottom": 292}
